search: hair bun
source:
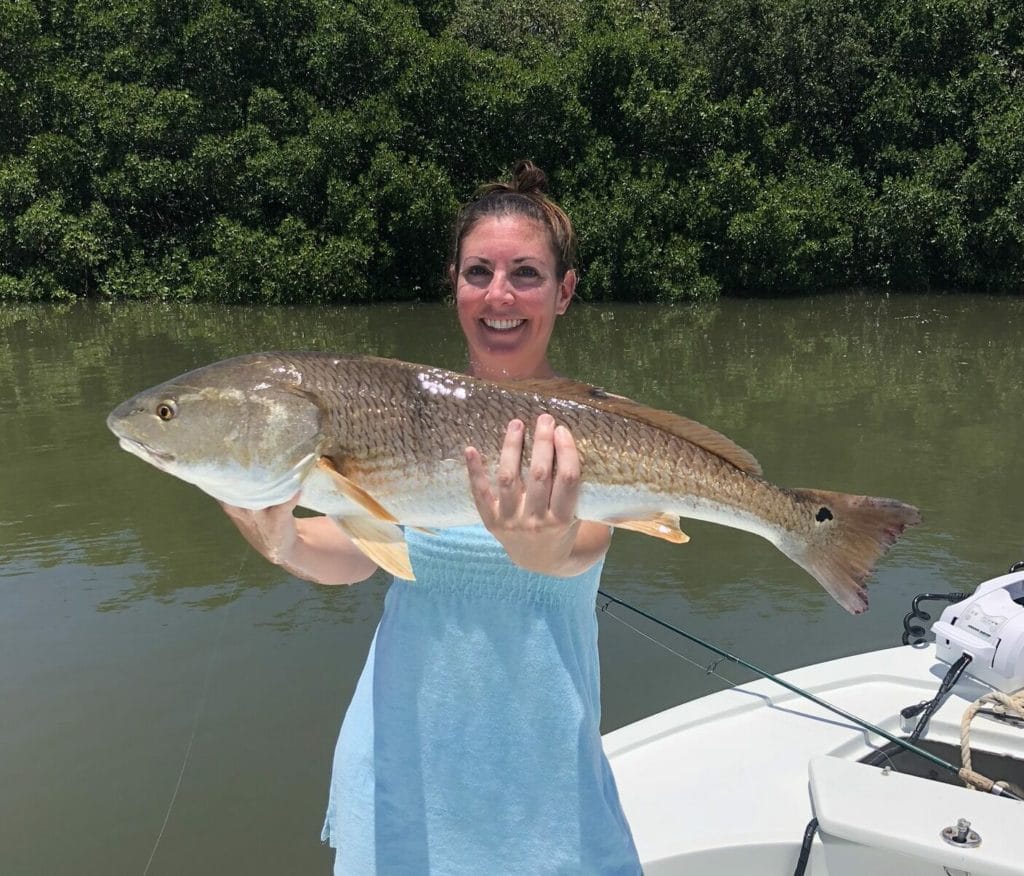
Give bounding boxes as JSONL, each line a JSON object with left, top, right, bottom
{"left": 509, "top": 159, "right": 548, "bottom": 195}
{"left": 453, "top": 159, "right": 575, "bottom": 277}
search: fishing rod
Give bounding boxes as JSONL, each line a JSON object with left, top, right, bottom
{"left": 596, "top": 588, "right": 1023, "bottom": 801}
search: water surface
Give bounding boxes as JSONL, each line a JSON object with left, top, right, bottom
{"left": 2, "top": 296, "right": 1023, "bottom": 874}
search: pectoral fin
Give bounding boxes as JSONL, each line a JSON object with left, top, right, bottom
{"left": 316, "top": 457, "right": 399, "bottom": 523}
{"left": 333, "top": 516, "right": 415, "bottom": 580}
{"left": 608, "top": 513, "right": 690, "bottom": 544}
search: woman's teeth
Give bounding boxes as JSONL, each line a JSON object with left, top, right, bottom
{"left": 483, "top": 319, "right": 524, "bottom": 331}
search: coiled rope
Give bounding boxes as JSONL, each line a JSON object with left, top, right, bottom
{"left": 960, "top": 687, "right": 1024, "bottom": 794}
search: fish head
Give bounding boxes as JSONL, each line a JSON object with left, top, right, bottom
{"left": 107, "top": 354, "right": 325, "bottom": 509}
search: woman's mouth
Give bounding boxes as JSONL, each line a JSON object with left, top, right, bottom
{"left": 482, "top": 318, "right": 525, "bottom": 331}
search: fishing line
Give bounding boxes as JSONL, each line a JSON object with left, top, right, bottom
{"left": 598, "top": 599, "right": 738, "bottom": 688}
{"left": 596, "top": 589, "right": 1024, "bottom": 801}
{"left": 143, "top": 554, "right": 247, "bottom": 875}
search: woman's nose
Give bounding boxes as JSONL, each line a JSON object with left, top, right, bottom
{"left": 484, "top": 273, "right": 515, "bottom": 304}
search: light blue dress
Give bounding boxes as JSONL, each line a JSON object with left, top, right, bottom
{"left": 321, "top": 525, "right": 641, "bottom": 875}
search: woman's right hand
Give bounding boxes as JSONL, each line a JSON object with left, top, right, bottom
{"left": 220, "top": 494, "right": 380, "bottom": 586}
{"left": 220, "top": 493, "right": 302, "bottom": 566}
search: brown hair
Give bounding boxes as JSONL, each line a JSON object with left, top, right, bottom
{"left": 449, "top": 160, "right": 577, "bottom": 279}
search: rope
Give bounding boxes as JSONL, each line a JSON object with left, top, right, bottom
{"left": 959, "top": 686, "right": 1024, "bottom": 794}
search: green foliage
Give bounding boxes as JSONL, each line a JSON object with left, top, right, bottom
{"left": 1, "top": 0, "right": 1022, "bottom": 302}
{"left": 445, "top": 0, "right": 585, "bottom": 54}
{"left": 723, "top": 160, "right": 871, "bottom": 294}
{"left": 188, "top": 216, "right": 373, "bottom": 303}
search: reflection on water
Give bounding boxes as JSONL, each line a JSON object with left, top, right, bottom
{"left": 3, "top": 296, "right": 1024, "bottom": 874}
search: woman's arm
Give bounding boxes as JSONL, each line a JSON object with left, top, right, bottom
{"left": 220, "top": 495, "right": 379, "bottom": 585}
{"left": 465, "top": 414, "right": 612, "bottom": 577}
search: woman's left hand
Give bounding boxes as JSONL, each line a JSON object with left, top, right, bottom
{"left": 464, "top": 414, "right": 610, "bottom": 576}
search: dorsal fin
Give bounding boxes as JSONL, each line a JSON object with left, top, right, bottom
{"left": 500, "top": 377, "right": 762, "bottom": 476}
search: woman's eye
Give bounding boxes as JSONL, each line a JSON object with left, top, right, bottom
{"left": 465, "top": 265, "right": 490, "bottom": 277}
{"left": 516, "top": 266, "right": 540, "bottom": 278}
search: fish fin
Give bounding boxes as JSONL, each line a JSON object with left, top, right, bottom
{"left": 333, "top": 516, "right": 415, "bottom": 580}
{"left": 782, "top": 489, "right": 921, "bottom": 615}
{"left": 316, "top": 457, "right": 399, "bottom": 523}
{"left": 606, "top": 513, "right": 690, "bottom": 544}
{"left": 501, "top": 377, "right": 762, "bottom": 476}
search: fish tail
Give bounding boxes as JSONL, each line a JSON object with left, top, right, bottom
{"left": 780, "top": 489, "right": 921, "bottom": 615}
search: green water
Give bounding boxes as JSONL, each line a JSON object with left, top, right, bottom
{"left": 2, "top": 296, "right": 1023, "bottom": 874}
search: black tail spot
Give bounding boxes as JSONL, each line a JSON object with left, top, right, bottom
{"left": 815, "top": 506, "right": 834, "bottom": 523}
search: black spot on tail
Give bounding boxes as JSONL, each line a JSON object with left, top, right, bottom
{"left": 816, "top": 506, "right": 834, "bottom": 523}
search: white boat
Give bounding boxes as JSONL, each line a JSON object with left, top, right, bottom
{"left": 604, "top": 573, "right": 1024, "bottom": 876}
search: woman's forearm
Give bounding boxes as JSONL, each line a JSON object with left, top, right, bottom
{"left": 280, "top": 516, "right": 380, "bottom": 586}
{"left": 221, "top": 499, "right": 379, "bottom": 586}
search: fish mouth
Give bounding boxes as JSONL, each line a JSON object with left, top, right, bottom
{"left": 482, "top": 318, "right": 525, "bottom": 332}
{"left": 118, "top": 437, "right": 176, "bottom": 468}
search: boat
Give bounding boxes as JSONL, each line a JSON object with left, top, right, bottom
{"left": 603, "top": 571, "right": 1024, "bottom": 875}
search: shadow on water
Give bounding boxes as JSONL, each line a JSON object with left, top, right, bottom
{"left": 3, "top": 295, "right": 1024, "bottom": 874}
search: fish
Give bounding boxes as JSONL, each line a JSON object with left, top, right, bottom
{"left": 106, "top": 352, "right": 921, "bottom": 614}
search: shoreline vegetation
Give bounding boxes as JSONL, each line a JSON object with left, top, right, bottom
{"left": 1, "top": 0, "right": 1021, "bottom": 303}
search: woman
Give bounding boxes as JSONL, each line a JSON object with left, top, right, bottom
{"left": 222, "top": 161, "right": 642, "bottom": 874}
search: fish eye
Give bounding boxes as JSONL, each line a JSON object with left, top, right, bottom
{"left": 156, "top": 400, "right": 177, "bottom": 421}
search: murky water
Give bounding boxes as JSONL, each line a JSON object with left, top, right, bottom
{"left": 3, "top": 296, "right": 1023, "bottom": 874}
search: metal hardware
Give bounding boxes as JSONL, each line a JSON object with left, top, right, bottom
{"left": 941, "top": 817, "right": 981, "bottom": 848}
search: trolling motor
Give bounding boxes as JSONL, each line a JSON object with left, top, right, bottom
{"left": 897, "top": 568, "right": 1024, "bottom": 740}
{"left": 933, "top": 569, "right": 1024, "bottom": 694}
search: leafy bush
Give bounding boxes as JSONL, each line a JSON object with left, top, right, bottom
{"left": 1, "top": 0, "right": 1021, "bottom": 301}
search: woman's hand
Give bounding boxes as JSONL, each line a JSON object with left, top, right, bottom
{"left": 220, "top": 494, "right": 302, "bottom": 566}
{"left": 220, "top": 494, "right": 379, "bottom": 586}
{"left": 464, "top": 414, "right": 611, "bottom": 576}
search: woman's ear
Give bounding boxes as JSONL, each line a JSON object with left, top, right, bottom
{"left": 556, "top": 269, "right": 577, "bottom": 315}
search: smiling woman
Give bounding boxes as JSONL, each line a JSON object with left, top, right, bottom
{"left": 220, "top": 161, "right": 643, "bottom": 874}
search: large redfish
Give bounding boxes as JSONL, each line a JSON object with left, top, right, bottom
{"left": 106, "top": 352, "right": 920, "bottom": 613}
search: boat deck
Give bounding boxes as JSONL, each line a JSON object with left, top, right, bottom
{"left": 604, "top": 645, "right": 1024, "bottom": 875}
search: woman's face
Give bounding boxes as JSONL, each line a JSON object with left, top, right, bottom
{"left": 453, "top": 215, "right": 575, "bottom": 381}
